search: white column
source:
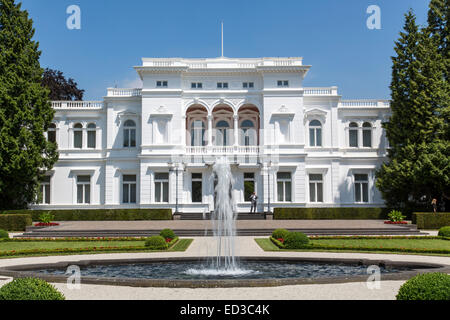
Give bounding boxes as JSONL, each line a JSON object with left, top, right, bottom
{"left": 233, "top": 114, "right": 239, "bottom": 146}
{"left": 207, "top": 115, "right": 213, "bottom": 147}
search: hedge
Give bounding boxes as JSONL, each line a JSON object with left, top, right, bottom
{"left": 0, "top": 209, "right": 172, "bottom": 221}
{"left": 412, "top": 213, "right": 450, "bottom": 229}
{"left": 396, "top": 273, "right": 450, "bottom": 300}
{"left": 0, "top": 214, "right": 32, "bottom": 231}
{"left": 274, "top": 207, "right": 390, "bottom": 220}
{"left": 0, "top": 278, "right": 65, "bottom": 300}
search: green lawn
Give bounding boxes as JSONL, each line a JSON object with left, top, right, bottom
{"left": 0, "top": 238, "right": 194, "bottom": 258}
{"left": 255, "top": 237, "right": 450, "bottom": 256}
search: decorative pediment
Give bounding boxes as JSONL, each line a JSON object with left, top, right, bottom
{"left": 304, "top": 108, "right": 327, "bottom": 123}
{"left": 271, "top": 105, "right": 295, "bottom": 117}
{"left": 150, "top": 105, "right": 173, "bottom": 118}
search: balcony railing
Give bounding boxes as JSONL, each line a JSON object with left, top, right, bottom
{"left": 52, "top": 101, "right": 104, "bottom": 109}
{"left": 340, "top": 100, "right": 391, "bottom": 107}
{"left": 186, "top": 146, "right": 260, "bottom": 155}
{"left": 303, "top": 87, "right": 338, "bottom": 96}
{"left": 107, "top": 88, "right": 142, "bottom": 97}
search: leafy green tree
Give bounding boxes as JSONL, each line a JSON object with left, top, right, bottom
{"left": 0, "top": 0, "right": 59, "bottom": 210}
{"left": 376, "top": 6, "right": 450, "bottom": 212}
{"left": 42, "top": 68, "right": 84, "bottom": 101}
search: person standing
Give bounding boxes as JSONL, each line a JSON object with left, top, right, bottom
{"left": 431, "top": 198, "right": 437, "bottom": 213}
{"left": 250, "top": 192, "right": 258, "bottom": 213}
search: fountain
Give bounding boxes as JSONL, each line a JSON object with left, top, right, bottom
{"left": 186, "top": 157, "right": 253, "bottom": 277}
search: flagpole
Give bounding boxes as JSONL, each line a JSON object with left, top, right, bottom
{"left": 221, "top": 21, "right": 224, "bottom": 57}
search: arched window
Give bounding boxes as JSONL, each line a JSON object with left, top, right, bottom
{"left": 349, "top": 122, "right": 358, "bottom": 147}
{"left": 87, "top": 123, "right": 96, "bottom": 149}
{"left": 241, "top": 120, "right": 255, "bottom": 146}
{"left": 215, "top": 120, "right": 230, "bottom": 146}
{"left": 190, "top": 120, "right": 205, "bottom": 146}
{"left": 123, "top": 120, "right": 136, "bottom": 147}
{"left": 363, "top": 122, "right": 372, "bottom": 147}
{"left": 74, "top": 123, "right": 83, "bottom": 149}
{"left": 47, "top": 123, "right": 57, "bottom": 144}
{"left": 309, "top": 120, "right": 322, "bottom": 147}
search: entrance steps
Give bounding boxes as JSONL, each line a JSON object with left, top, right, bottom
{"left": 16, "top": 224, "right": 423, "bottom": 238}
{"left": 180, "top": 212, "right": 266, "bottom": 220}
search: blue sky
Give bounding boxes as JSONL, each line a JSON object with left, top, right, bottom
{"left": 20, "top": 0, "right": 430, "bottom": 100}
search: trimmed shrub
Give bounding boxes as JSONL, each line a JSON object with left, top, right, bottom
{"left": 0, "top": 229, "right": 9, "bottom": 239}
{"left": 274, "top": 207, "right": 390, "bottom": 220}
{"left": 0, "top": 278, "right": 65, "bottom": 300}
{"left": 388, "top": 210, "right": 405, "bottom": 222}
{"left": 38, "top": 212, "right": 55, "bottom": 224}
{"left": 413, "top": 213, "right": 450, "bottom": 229}
{"left": 145, "top": 236, "right": 168, "bottom": 250}
{"left": 0, "top": 214, "right": 32, "bottom": 231}
{"left": 160, "top": 228, "right": 176, "bottom": 240}
{"left": 1, "top": 209, "right": 173, "bottom": 221}
{"left": 438, "top": 226, "right": 450, "bottom": 237}
{"left": 396, "top": 273, "right": 450, "bottom": 300}
{"left": 284, "top": 232, "right": 310, "bottom": 249}
{"left": 272, "top": 228, "right": 290, "bottom": 240}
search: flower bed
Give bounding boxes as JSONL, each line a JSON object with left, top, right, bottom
{"left": 384, "top": 221, "right": 408, "bottom": 225}
{"left": 34, "top": 222, "right": 60, "bottom": 227}
{"left": 0, "top": 237, "right": 181, "bottom": 258}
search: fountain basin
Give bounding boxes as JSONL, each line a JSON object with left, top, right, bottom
{"left": 0, "top": 257, "right": 447, "bottom": 288}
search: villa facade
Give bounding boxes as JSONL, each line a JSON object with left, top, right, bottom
{"left": 35, "top": 57, "right": 391, "bottom": 213}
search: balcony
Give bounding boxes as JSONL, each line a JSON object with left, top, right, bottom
{"left": 52, "top": 101, "right": 104, "bottom": 109}
{"left": 186, "top": 145, "right": 260, "bottom": 155}
{"left": 107, "top": 88, "right": 142, "bottom": 97}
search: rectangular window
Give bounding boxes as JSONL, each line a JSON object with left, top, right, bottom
{"left": 191, "top": 82, "right": 203, "bottom": 89}
{"left": 349, "top": 130, "right": 358, "bottom": 147}
{"left": 191, "top": 173, "right": 202, "bottom": 203}
{"left": 76, "top": 175, "right": 91, "bottom": 204}
{"left": 87, "top": 131, "right": 96, "bottom": 149}
{"left": 74, "top": 131, "right": 82, "bottom": 149}
{"left": 123, "top": 175, "right": 137, "bottom": 204}
{"left": 244, "top": 173, "right": 255, "bottom": 202}
{"left": 217, "top": 82, "right": 228, "bottom": 89}
{"left": 277, "top": 80, "right": 289, "bottom": 87}
{"left": 309, "top": 174, "right": 323, "bottom": 203}
{"left": 277, "top": 172, "right": 292, "bottom": 202}
{"left": 354, "top": 174, "right": 369, "bottom": 203}
{"left": 243, "top": 82, "right": 254, "bottom": 89}
{"left": 155, "top": 173, "right": 169, "bottom": 203}
{"left": 40, "top": 176, "right": 51, "bottom": 204}
{"left": 156, "top": 81, "right": 168, "bottom": 88}
{"left": 363, "top": 130, "right": 372, "bottom": 147}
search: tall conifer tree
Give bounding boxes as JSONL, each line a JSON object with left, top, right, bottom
{"left": 376, "top": 6, "right": 450, "bottom": 211}
{"left": 0, "top": 0, "right": 59, "bottom": 209}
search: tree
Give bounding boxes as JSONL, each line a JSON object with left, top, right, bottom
{"left": 376, "top": 5, "right": 450, "bottom": 212}
{"left": 42, "top": 68, "right": 84, "bottom": 101}
{"left": 0, "top": 0, "right": 59, "bottom": 210}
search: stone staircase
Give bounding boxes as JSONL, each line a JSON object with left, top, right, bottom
{"left": 16, "top": 223, "right": 423, "bottom": 238}
{"left": 179, "top": 212, "right": 266, "bottom": 220}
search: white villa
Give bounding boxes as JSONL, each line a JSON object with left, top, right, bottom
{"left": 35, "top": 56, "right": 391, "bottom": 214}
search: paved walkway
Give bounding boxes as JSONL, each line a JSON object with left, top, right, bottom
{"left": 0, "top": 236, "right": 449, "bottom": 300}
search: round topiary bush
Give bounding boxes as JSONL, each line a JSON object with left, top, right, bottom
{"left": 438, "top": 226, "right": 450, "bottom": 238}
{"left": 0, "top": 229, "right": 9, "bottom": 239}
{"left": 396, "top": 272, "right": 450, "bottom": 300}
{"left": 284, "top": 232, "right": 310, "bottom": 249}
{"left": 145, "top": 235, "right": 168, "bottom": 250}
{"left": 0, "top": 278, "right": 65, "bottom": 300}
{"left": 272, "top": 228, "right": 290, "bottom": 240}
{"left": 159, "top": 228, "right": 176, "bottom": 240}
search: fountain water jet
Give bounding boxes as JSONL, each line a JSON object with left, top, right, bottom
{"left": 186, "top": 157, "right": 252, "bottom": 276}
